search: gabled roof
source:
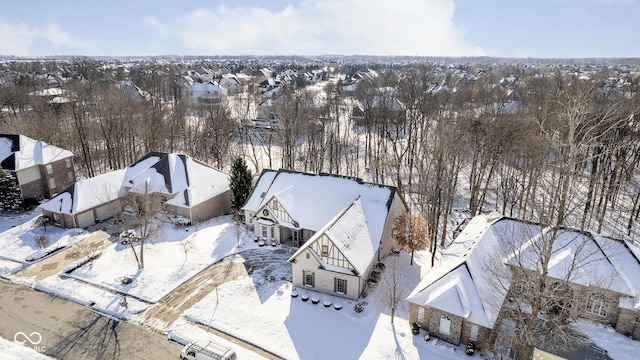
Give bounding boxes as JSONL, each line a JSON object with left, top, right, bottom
{"left": 409, "top": 264, "right": 493, "bottom": 327}
{"left": 39, "top": 169, "right": 126, "bottom": 215}
{"left": 123, "top": 152, "right": 230, "bottom": 208}
{"left": 593, "top": 235, "right": 640, "bottom": 310}
{"left": 407, "top": 214, "right": 505, "bottom": 327}
{"left": 41, "top": 152, "right": 229, "bottom": 215}
{"left": 0, "top": 134, "right": 73, "bottom": 171}
{"left": 288, "top": 197, "right": 376, "bottom": 276}
{"left": 408, "top": 214, "right": 635, "bottom": 328}
{"left": 243, "top": 169, "right": 396, "bottom": 243}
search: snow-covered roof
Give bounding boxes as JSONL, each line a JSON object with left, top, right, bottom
{"left": 123, "top": 152, "right": 230, "bottom": 208}
{"left": 408, "top": 214, "right": 636, "bottom": 328}
{"left": 407, "top": 214, "right": 505, "bottom": 328}
{"left": 189, "top": 82, "right": 225, "bottom": 92}
{"left": 289, "top": 197, "right": 378, "bottom": 276}
{"left": 39, "top": 170, "right": 126, "bottom": 215}
{"left": 0, "top": 134, "right": 73, "bottom": 171}
{"left": 409, "top": 264, "right": 493, "bottom": 327}
{"left": 244, "top": 169, "right": 396, "bottom": 243}
{"left": 594, "top": 236, "right": 640, "bottom": 310}
{"left": 41, "top": 152, "right": 229, "bottom": 215}
{"left": 510, "top": 226, "right": 631, "bottom": 295}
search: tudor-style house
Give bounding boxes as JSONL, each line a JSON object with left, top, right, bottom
{"left": 242, "top": 169, "right": 407, "bottom": 300}
{"left": 407, "top": 213, "right": 640, "bottom": 354}
{"left": 40, "top": 152, "right": 231, "bottom": 228}
{"left": 0, "top": 134, "right": 76, "bottom": 200}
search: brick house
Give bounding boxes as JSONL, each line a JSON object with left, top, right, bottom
{"left": 407, "top": 214, "right": 640, "bottom": 354}
{"left": 0, "top": 134, "right": 76, "bottom": 200}
{"left": 40, "top": 152, "right": 231, "bottom": 228}
{"left": 242, "top": 169, "right": 407, "bottom": 300}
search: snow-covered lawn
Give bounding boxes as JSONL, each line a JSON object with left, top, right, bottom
{"left": 180, "top": 251, "right": 477, "bottom": 360}
{"left": 0, "top": 212, "right": 87, "bottom": 273}
{"left": 63, "top": 215, "right": 255, "bottom": 303}
{"left": 573, "top": 320, "right": 640, "bottom": 360}
{"left": 0, "top": 336, "right": 53, "bottom": 360}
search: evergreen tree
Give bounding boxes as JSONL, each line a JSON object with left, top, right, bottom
{"left": 0, "top": 167, "right": 23, "bottom": 212}
{"left": 229, "top": 157, "right": 253, "bottom": 222}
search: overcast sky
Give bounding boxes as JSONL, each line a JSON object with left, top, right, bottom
{"left": 1, "top": 0, "right": 638, "bottom": 58}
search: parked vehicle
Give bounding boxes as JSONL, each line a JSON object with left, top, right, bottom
{"left": 180, "top": 340, "right": 237, "bottom": 360}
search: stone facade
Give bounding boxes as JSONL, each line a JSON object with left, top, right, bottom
{"left": 616, "top": 308, "right": 640, "bottom": 340}
{"left": 408, "top": 303, "right": 491, "bottom": 351}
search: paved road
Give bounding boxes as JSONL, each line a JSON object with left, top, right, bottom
{"left": 0, "top": 279, "right": 182, "bottom": 360}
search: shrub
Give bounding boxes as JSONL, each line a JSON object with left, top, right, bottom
{"left": 354, "top": 303, "right": 364, "bottom": 313}
{"left": 35, "top": 234, "right": 49, "bottom": 249}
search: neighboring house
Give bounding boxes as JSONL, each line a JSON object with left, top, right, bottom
{"left": 406, "top": 213, "right": 640, "bottom": 353}
{"left": 219, "top": 75, "right": 243, "bottom": 95}
{"left": 188, "top": 82, "right": 228, "bottom": 105}
{"left": 242, "top": 169, "right": 407, "bottom": 300}
{"left": 352, "top": 88, "right": 405, "bottom": 126}
{"left": 39, "top": 169, "right": 126, "bottom": 228}
{"left": 0, "top": 134, "right": 75, "bottom": 200}
{"left": 40, "top": 152, "right": 231, "bottom": 228}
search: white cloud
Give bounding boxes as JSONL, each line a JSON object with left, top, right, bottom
{"left": 144, "top": 0, "right": 484, "bottom": 56}
{"left": 0, "top": 19, "right": 96, "bottom": 56}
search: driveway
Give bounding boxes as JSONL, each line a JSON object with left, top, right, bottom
{"left": 14, "top": 230, "right": 111, "bottom": 281}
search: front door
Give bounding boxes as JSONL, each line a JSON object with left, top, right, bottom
{"left": 293, "top": 230, "right": 301, "bottom": 247}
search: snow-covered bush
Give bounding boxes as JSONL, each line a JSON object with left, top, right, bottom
{"left": 63, "top": 250, "right": 102, "bottom": 273}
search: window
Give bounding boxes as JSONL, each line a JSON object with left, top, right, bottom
{"left": 48, "top": 177, "right": 56, "bottom": 189}
{"left": 262, "top": 226, "right": 267, "bottom": 238}
{"left": 515, "top": 279, "right": 530, "bottom": 295}
{"left": 270, "top": 226, "right": 275, "bottom": 239}
{"left": 418, "top": 307, "right": 425, "bottom": 323}
{"left": 322, "top": 245, "right": 328, "bottom": 256}
{"left": 335, "top": 278, "right": 347, "bottom": 294}
{"left": 46, "top": 164, "right": 53, "bottom": 174}
{"left": 68, "top": 171, "right": 74, "bottom": 182}
{"left": 65, "top": 158, "right": 71, "bottom": 168}
{"left": 439, "top": 315, "right": 451, "bottom": 335}
{"left": 585, "top": 293, "right": 608, "bottom": 317}
{"left": 470, "top": 324, "right": 479, "bottom": 341}
{"left": 304, "top": 271, "right": 314, "bottom": 287}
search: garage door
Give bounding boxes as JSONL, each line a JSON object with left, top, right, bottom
{"left": 76, "top": 210, "right": 96, "bottom": 228}
{"left": 96, "top": 203, "right": 116, "bottom": 221}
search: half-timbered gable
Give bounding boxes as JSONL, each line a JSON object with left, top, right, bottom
{"left": 243, "top": 169, "right": 406, "bottom": 299}
{"left": 310, "top": 234, "right": 355, "bottom": 273}
{"left": 266, "top": 197, "right": 295, "bottom": 226}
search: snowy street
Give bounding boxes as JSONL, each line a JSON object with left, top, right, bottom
{"left": 0, "top": 280, "right": 182, "bottom": 359}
